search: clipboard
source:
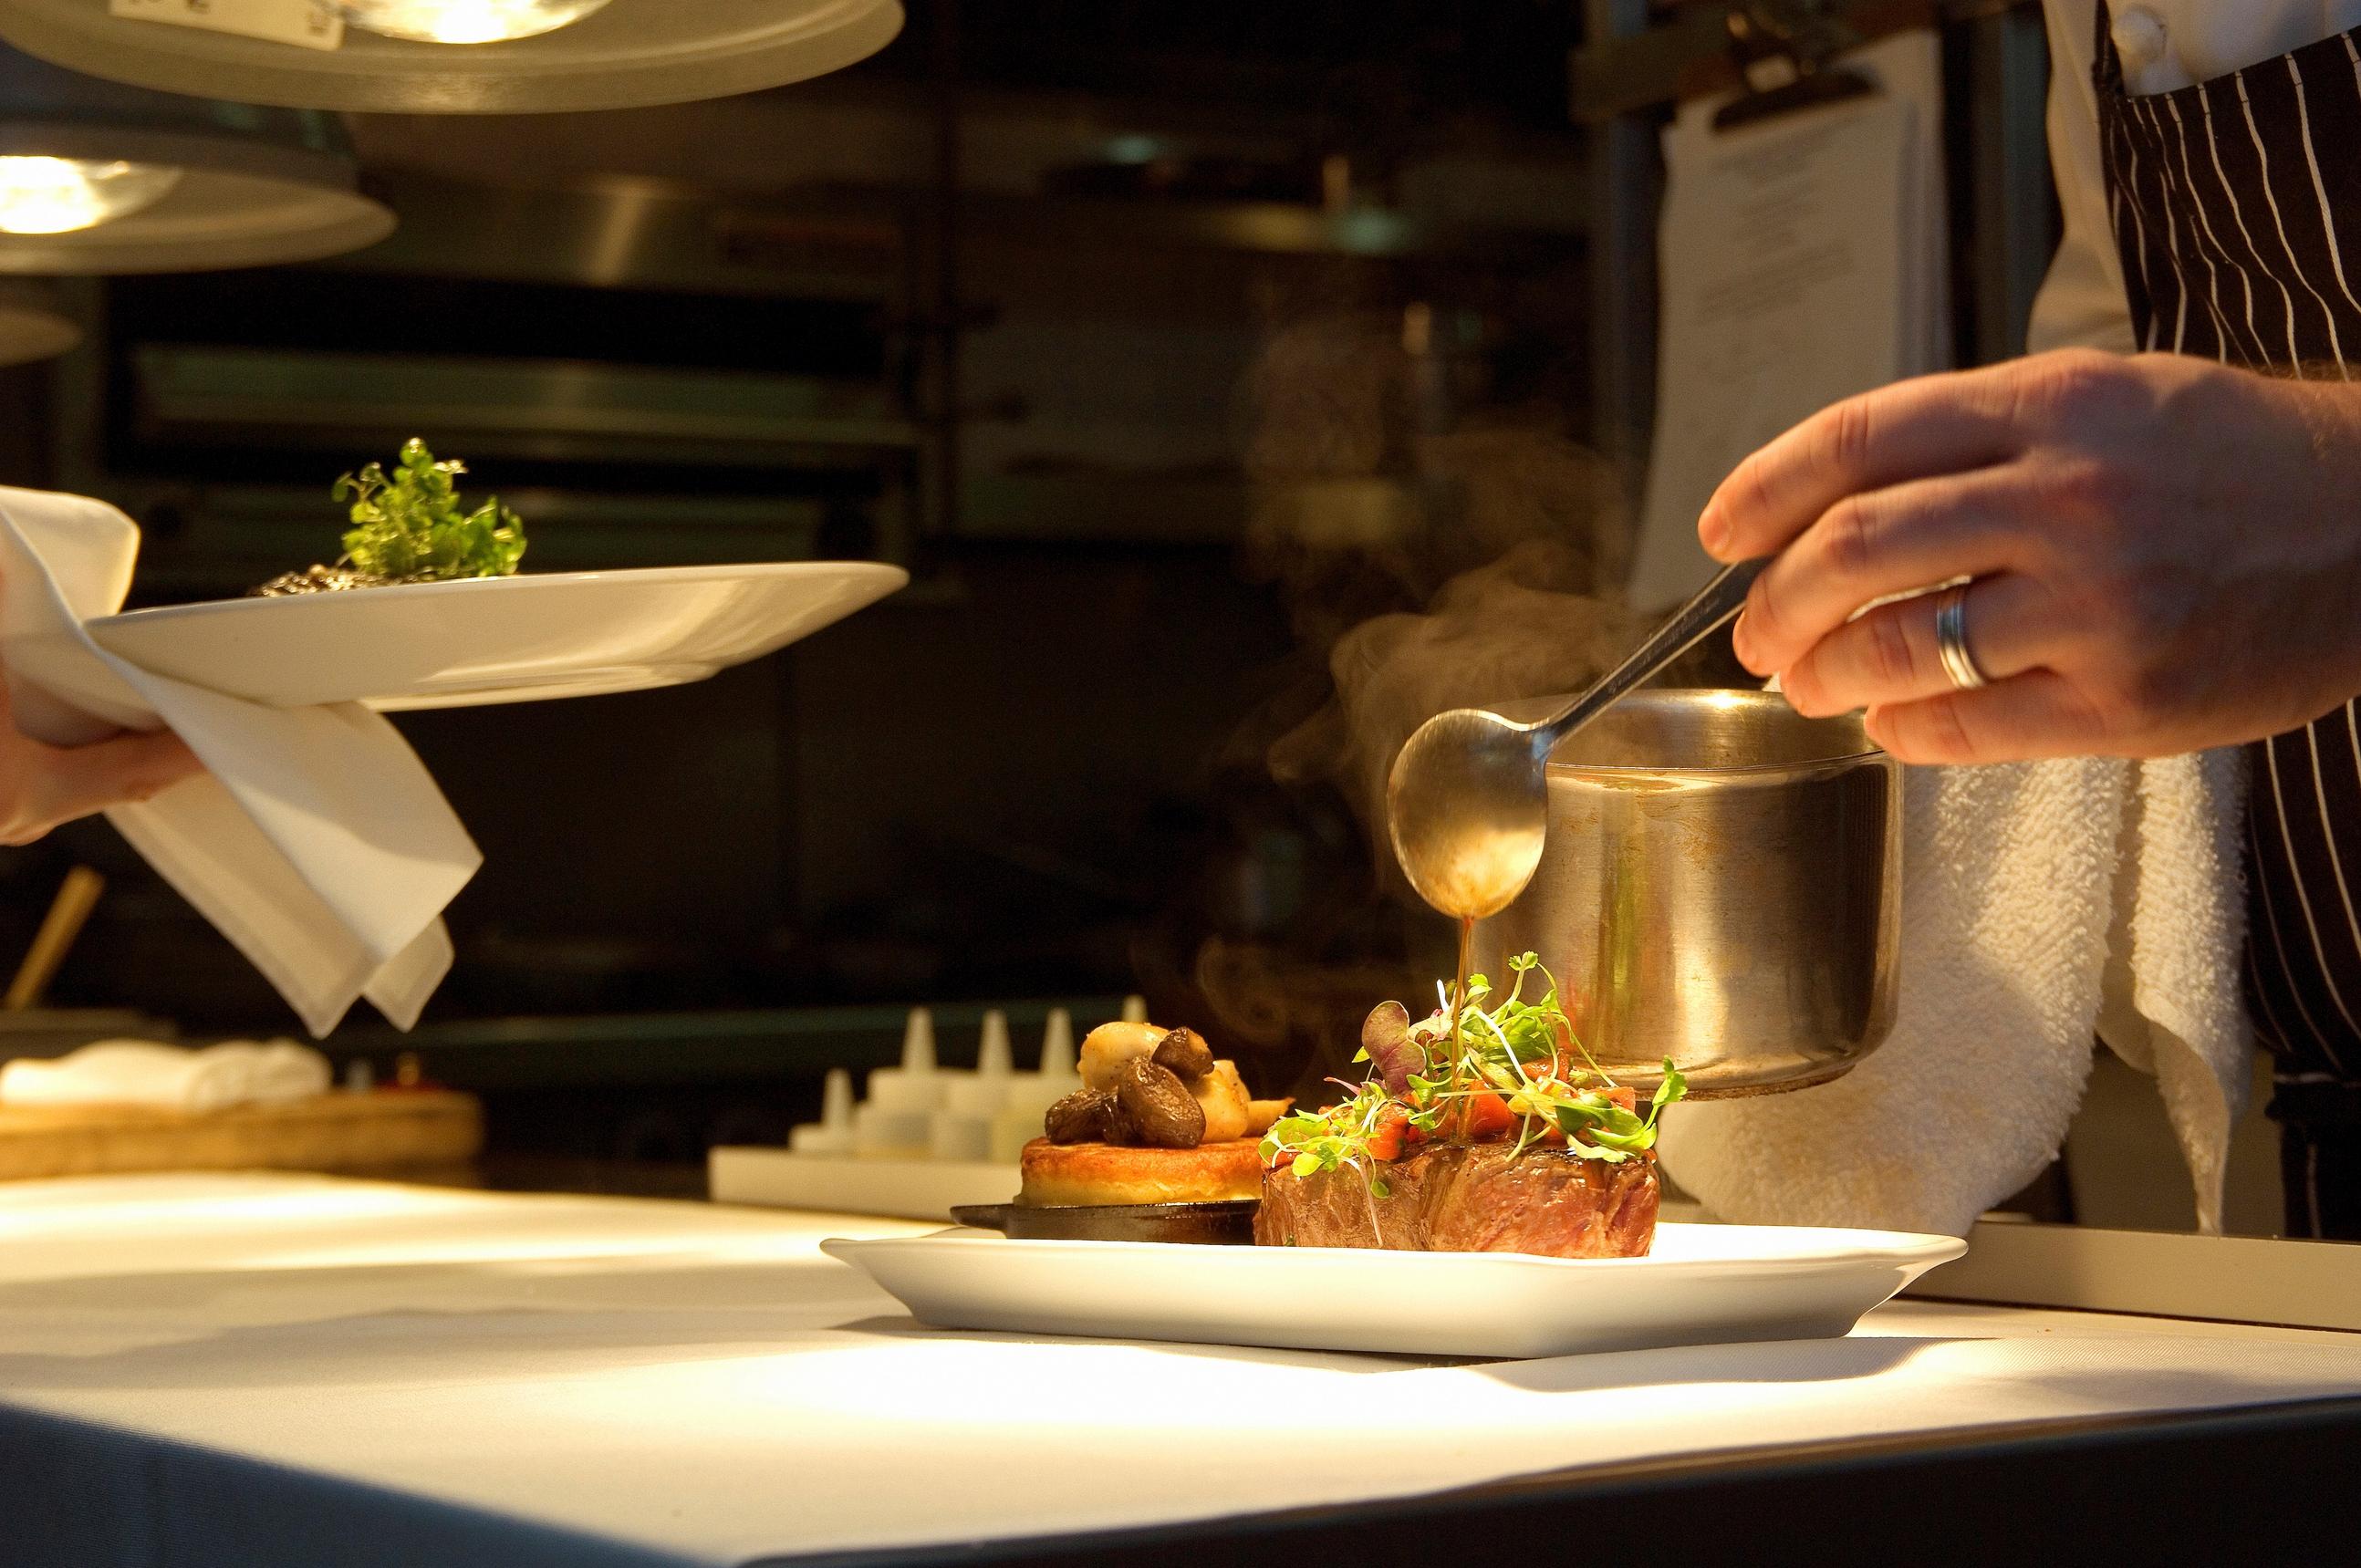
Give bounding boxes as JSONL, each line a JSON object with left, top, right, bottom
{"left": 1626, "top": 14, "right": 1950, "bottom": 610}
{"left": 1573, "top": 0, "right": 1979, "bottom": 125}
{"left": 1711, "top": 1, "right": 1889, "bottom": 131}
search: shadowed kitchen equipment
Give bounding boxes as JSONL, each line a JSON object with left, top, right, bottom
{"left": 0, "top": 280, "right": 77, "bottom": 365}
{"left": 1475, "top": 689, "right": 1900, "bottom": 1099}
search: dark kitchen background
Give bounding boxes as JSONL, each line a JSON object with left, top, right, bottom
{"left": 0, "top": 1, "right": 2096, "bottom": 1200}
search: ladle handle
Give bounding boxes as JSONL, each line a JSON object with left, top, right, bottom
{"left": 1538, "top": 556, "right": 1771, "bottom": 747}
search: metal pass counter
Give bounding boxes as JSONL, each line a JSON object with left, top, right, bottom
{"left": 3, "top": 1174, "right": 2358, "bottom": 1565}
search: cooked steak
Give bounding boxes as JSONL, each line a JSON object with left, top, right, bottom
{"left": 1253, "top": 1142, "right": 1659, "bottom": 1259}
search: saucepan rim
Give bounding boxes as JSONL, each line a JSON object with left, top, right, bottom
{"left": 1514, "top": 689, "right": 1891, "bottom": 778}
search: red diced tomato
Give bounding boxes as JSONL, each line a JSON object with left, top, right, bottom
{"left": 1606, "top": 1085, "right": 1637, "bottom": 1114}
{"left": 1459, "top": 1092, "right": 1515, "bottom": 1142}
{"left": 1365, "top": 1104, "right": 1409, "bottom": 1161}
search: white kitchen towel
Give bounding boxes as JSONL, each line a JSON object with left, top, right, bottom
{"left": 1659, "top": 750, "right": 2252, "bottom": 1236}
{"left": 0, "top": 1038, "right": 330, "bottom": 1112}
{"left": 0, "top": 486, "right": 477, "bottom": 1036}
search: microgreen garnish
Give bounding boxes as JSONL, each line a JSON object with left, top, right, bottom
{"left": 334, "top": 438, "right": 526, "bottom": 583}
{"left": 1261, "top": 952, "right": 1689, "bottom": 1191}
{"left": 1259, "top": 1079, "right": 1430, "bottom": 1198}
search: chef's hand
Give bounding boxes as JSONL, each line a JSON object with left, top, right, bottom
{"left": 0, "top": 674, "right": 201, "bottom": 845}
{"left": 1699, "top": 348, "right": 2361, "bottom": 763}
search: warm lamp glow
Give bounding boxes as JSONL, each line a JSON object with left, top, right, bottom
{"left": 339, "top": 0, "right": 613, "bottom": 44}
{"left": 0, "top": 157, "right": 180, "bottom": 235}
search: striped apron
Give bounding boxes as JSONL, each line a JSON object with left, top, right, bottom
{"left": 2094, "top": 9, "right": 2361, "bottom": 1238}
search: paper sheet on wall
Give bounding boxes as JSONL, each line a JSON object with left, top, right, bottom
{"left": 1629, "top": 30, "right": 1950, "bottom": 611}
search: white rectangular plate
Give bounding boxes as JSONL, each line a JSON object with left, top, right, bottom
{"left": 822, "top": 1222, "right": 1967, "bottom": 1360}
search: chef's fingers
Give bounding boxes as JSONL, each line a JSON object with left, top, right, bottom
{"left": 1731, "top": 470, "right": 2036, "bottom": 676}
{"left": 1779, "top": 575, "right": 2057, "bottom": 718}
{"left": 1697, "top": 365, "right": 2025, "bottom": 564}
{"left": 1862, "top": 670, "right": 2109, "bottom": 766}
{"left": 1, "top": 728, "right": 203, "bottom": 845}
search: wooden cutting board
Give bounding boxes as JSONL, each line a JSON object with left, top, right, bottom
{"left": 0, "top": 1090, "right": 483, "bottom": 1182}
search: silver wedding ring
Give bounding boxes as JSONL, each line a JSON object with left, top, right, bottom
{"left": 1932, "top": 582, "right": 1989, "bottom": 691}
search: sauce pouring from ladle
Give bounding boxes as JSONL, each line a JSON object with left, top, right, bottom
{"left": 1385, "top": 556, "right": 1771, "bottom": 922}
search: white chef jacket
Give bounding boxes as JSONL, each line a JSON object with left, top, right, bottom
{"left": 2030, "top": 0, "right": 2361, "bottom": 353}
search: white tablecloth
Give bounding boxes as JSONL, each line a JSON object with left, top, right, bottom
{"left": 3, "top": 1174, "right": 2359, "bottom": 1567}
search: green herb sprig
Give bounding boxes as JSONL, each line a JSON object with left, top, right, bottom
{"left": 334, "top": 438, "right": 526, "bottom": 583}
{"left": 1418, "top": 954, "right": 1685, "bottom": 1164}
{"left": 1260, "top": 952, "right": 1688, "bottom": 1188}
{"left": 1262, "top": 1082, "right": 1403, "bottom": 1197}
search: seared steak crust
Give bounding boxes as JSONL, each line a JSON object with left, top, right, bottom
{"left": 1253, "top": 1143, "right": 1659, "bottom": 1258}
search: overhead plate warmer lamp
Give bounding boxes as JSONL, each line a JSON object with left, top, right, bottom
{"left": 0, "top": 0, "right": 908, "bottom": 114}
{"left": 0, "top": 45, "right": 392, "bottom": 273}
{"left": 0, "top": 279, "right": 81, "bottom": 364}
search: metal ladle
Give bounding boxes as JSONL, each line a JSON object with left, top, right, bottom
{"left": 1386, "top": 557, "right": 1771, "bottom": 920}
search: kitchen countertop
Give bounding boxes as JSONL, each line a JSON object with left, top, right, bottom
{"left": 3, "top": 1173, "right": 2359, "bottom": 1566}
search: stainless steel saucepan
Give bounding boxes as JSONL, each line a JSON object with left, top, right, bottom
{"left": 1473, "top": 689, "right": 1901, "bottom": 1099}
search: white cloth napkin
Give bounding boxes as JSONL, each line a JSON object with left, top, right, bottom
{"left": 1659, "top": 751, "right": 2252, "bottom": 1236}
{"left": 0, "top": 486, "right": 478, "bottom": 1036}
{"left": 0, "top": 1038, "right": 329, "bottom": 1112}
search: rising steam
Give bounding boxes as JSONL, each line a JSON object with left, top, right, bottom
{"left": 1174, "top": 297, "right": 1645, "bottom": 1070}
{"left": 1239, "top": 305, "right": 1640, "bottom": 878}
